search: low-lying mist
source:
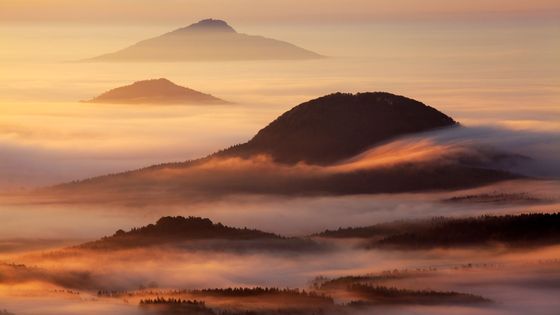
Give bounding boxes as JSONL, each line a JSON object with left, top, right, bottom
{"left": 1, "top": 125, "right": 549, "bottom": 211}
{"left": 1, "top": 178, "right": 559, "bottom": 242}
{"left": 2, "top": 243, "right": 560, "bottom": 315}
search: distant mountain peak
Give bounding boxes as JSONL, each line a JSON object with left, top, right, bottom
{"left": 131, "top": 78, "right": 174, "bottom": 86}
{"left": 168, "top": 19, "right": 237, "bottom": 35}
{"left": 83, "top": 78, "right": 229, "bottom": 105}
{"left": 184, "top": 19, "right": 237, "bottom": 33}
{"left": 86, "top": 19, "right": 322, "bottom": 62}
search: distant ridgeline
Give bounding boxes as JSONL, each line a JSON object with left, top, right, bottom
{"left": 87, "top": 18, "right": 323, "bottom": 62}
{"left": 345, "top": 285, "right": 491, "bottom": 306}
{"left": 77, "top": 212, "right": 560, "bottom": 251}
{"left": 317, "top": 212, "right": 560, "bottom": 249}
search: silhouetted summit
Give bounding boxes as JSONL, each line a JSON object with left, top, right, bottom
{"left": 79, "top": 216, "right": 280, "bottom": 249}
{"left": 222, "top": 92, "right": 457, "bottom": 164}
{"left": 84, "top": 78, "right": 228, "bottom": 104}
{"left": 172, "top": 18, "right": 236, "bottom": 33}
{"left": 87, "top": 19, "right": 322, "bottom": 61}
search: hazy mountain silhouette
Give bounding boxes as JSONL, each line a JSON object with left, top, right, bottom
{"left": 218, "top": 92, "right": 457, "bottom": 164}
{"left": 83, "top": 78, "right": 229, "bottom": 105}
{"left": 48, "top": 92, "right": 519, "bottom": 201}
{"left": 87, "top": 19, "right": 322, "bottom": 62}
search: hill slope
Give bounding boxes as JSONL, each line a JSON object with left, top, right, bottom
{"left": 83, "top": 78, "right": 228, "bottom": 105}
{"left": 87, "top": 19, "right": 322, "bottom": 62}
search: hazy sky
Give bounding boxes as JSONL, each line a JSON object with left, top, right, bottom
{"left": 1, "top": 0, "right": 560, "bottom": 24}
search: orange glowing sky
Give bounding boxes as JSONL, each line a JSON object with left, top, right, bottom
{"left": 1, "top": 0, "right": 560, "bottom": 23}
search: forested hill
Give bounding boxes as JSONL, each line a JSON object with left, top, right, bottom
{"left": 79, "top": 216, "right": 280, "bottom": 249}
{"left": 219, "top": 92, "right": 458, "bottom": 164}
{"left": 317, "top": 213, "right": 560, "bottom": 249}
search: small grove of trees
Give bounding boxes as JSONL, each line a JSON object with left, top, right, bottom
{"left": 444, "top": 192, "right": 542, "bottom": 203}
{"left": 139, "top": 297, "right": 206, "bottom": 305}
{"left": 310, "top": 274, "right": 401, "bottom": 290}
{"left": 98, "top": 289, "right": 131, "bottom": 297}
